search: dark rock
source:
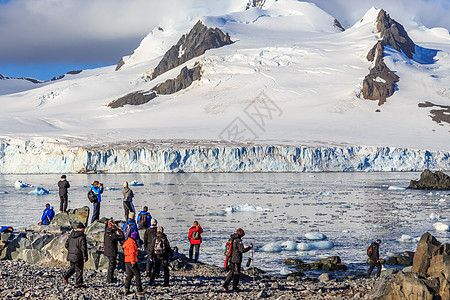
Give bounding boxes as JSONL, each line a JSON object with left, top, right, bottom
{"left": 396, "top": 255, "right": 414, "bottom": 266}
{"left": 386, "top": 256, "right": 397, "bottom": 265}
{"left": 151, "top": 20, "right": 232, "bottom": 80}
{"left": 257, "top": 289, "right": 269, "bottom": 298}
{"left": 418, "top": 101, "right": 450, "bottom": 126}
{"left": 283, "top": 258, "right": 304, "bottom": 265}
{"left": 293, "top": 256, "right": 347, "bottom": 271}
{"left": 409, "top": 169, "right": 450, "bottom": 190}
{"left": 246, "top": 0, "right": 267, "bottom": 9}
{"left": 115, "top": 58, "right": 125, "bottom": 71}
{"left": 50, "top": 206, "right": 90, "bottom": 228}
{"left": 333, "top": 19, "right": 345, "bottom": 32}
{"left": 107, "top": 90, "right": 157, "bottom": 108}
{"left": 412, "top": 232, "right": 441, "bottom": 275}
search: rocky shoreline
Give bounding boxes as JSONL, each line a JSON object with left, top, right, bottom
{"left": 0, "top": 259, "right": 375, "bottom": 300}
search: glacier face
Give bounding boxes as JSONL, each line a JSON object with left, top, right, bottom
{"left": 0, "top": 138, "right": 449, "bottom": 174}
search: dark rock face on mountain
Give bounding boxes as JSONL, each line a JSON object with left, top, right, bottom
{"left": 369, "top": 232, "right": 450, "bottom": 300}
{"left": 246, "top": 0, "right": 267, "bottom": 9}
{"left": 115, "top": 58, "right": 125, "bottom": 71}
{"left": 375, "top": 9, "right": 415, "bottom": 59}
{"left": 362, "top": 10, "right": 416, "bottom": 105}
{"left": 333, "top": 19, "right": 345, "bottom": 32}
{"left": 362, "top": 41, "right": 399, "bottom": 105}
{"left": 409, "top": 169, "right": 450, "bottom": 190}
{"left": 151, "top": 20, "right": 232, "bottom": 80}
{"left": 108, "top": 64, "right": 201, "bottom": 108}
{"left": 419, "top": 101, "right": 450, "bottom": 126}
{"left": 50, "top": 70, "right": 82, "bottom": 81}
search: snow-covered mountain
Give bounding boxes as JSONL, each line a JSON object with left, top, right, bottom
{"left": 0, "top": 0, "right": 449, "bottom": 173}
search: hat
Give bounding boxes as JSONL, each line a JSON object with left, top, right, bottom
{"left": 157, "top": 226, "right": 164, "bottom": 233}
{"left": 61, "top": 175, "right": 66, "bottom": 179}
{"left": 151, "top": 218, "right": 157, "bottom": 226}
{"left": 128, "top": 212, "right": 135, "bottom": 219}
{"left": 77, "top": 223, "right": 85, "bottom": 229}
{"left": 123, "top": 181, "right": 128, "bottom": 188}
{"left": 130, "top": 231, "right": 138, "bottom": 240}
{"left": 376, "top": 239, "right": 381, "bottom": 244}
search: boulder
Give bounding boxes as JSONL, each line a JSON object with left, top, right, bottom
{"left": 50, "top": 206, "right": 89, "bottom": 228}
{"left": 85, "top": 218, "right": 108, "bottom": 243}
{"left": 397, "top": 255, "right": 414, "bottom": 266}
{"left": 409, "top": 169, "right": 450, "bottom": 190}
{"left": 16, "top": 249, "right": 52, "bottom": 264}
{"left": 318, "top": 273, "right": 333, "bottom": 282}
{"left": 378, "top": 271, "right": 438, "bottom": 300}
{"left": 42, "top": 234, "right": 68, "bottom": 262}
{"left": 30, "top": 234, "right": 55, "bottom": 251}
{"left": 293, "top": 256, "right": 347, "bottom": 271}
{"left": 283, "top": 258, "right": 304, "bottom": 265}
{"left": 22, "top": 224, "right": 69, "bottom": 234}
{"left": 84, "top": 249, "right": 109, "bottom": 270}
{"left": 381, "top": 268, "right": 398, "bottom": 277}
{"left": 412, "top": 232, "right": 441, "bottom": 275}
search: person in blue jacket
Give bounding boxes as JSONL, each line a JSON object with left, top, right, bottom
{"left": 137, "top": 206, "right": 152, "bottom": 230}
{"left": 90, "top": 181, "right": 103, "bottom": 223}
{"left": 123, "top": 212, "right": 142, "bottom": 248}
{"left": 39, "top": 203, "right": 55, "bottom": 225}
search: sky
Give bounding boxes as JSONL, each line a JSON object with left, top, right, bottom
{"left": 0, "top": 0, "right": 449, "bottom": 81}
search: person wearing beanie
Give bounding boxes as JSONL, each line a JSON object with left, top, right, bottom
{"left": 188, "top": 221, "right": 203, "bottom": 263}
{"left": 122, "top": 211, "right": 141, "bottom": 247}
{"left": 149, "top": 226, "right": 173, "bottom": 287}
{"left": 366, "top": 239, "right": 382, "bottom": 278}
{"left": 222, "top": 228, "right": 253, "bottom": 291}
{"left": 63, "top": 223, "right": 88, "bottom": 288}
{"left": 122, "top": 181, "right": 135, "bottom": 220}
{"left": 58, "top": 175, "right": 70, "bottom": 213}
{"left": 123, "top": 231, "right": 144, "bottom": 295}
{"left": 144, "top": 218, "right": 158, "bottom": 277}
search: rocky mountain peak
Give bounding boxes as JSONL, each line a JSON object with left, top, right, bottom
{"left": 375, "top": 9, "right": 415, "bottom": 59}
{"left": 246, "top": 0, "right": 267, "bottom": 9}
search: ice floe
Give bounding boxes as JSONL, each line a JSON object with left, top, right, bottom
{"left": 388, "top": 186, "right": 406, "bottom": 190}
{"left": 0, "top": 190, "right": 8, "bottom": 194}
{"left": 129, "top": 180, "right": 144, "bottom": 186}
{"left": 261, "top": 242, "right": 282, "bottom": 252}
{"left": 28, "top": 187, "right": 49, "bottom": 195}
{"left": 398, "top": 235, "right": 419, "bottom": 243}
{"left": 433, "top": 222, "right": 449, "bottom": 232}
{"left": 280, "top": 241, "right": 297, "bottom": 251}
{"left": 429, "top": 213, "right": 441, "bottom": 220}
{"left": 14, "top": 180, "right": 33, "bottom": 189}
{"left": 304, "top": 232, "right": 326, "bottom": 240}
{"left": 225, "top": 204, "right": 273, "bottom": 213}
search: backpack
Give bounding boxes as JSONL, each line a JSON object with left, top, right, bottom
{"left": 224, "top": 238, "right": 234, "bottom": 257}
{"left": 87, "top": 189, "right": 98, "bottom": 203}
{"left": 154, "top": 236, "right": 166, "bottom": 255}
{"left": 138, "top": 213, "right": 148, "bottom": 228}
{"left": 367, "top": 243, "right": 375, "bottom": 257}
{"left": 192, "top": 230, "right": 200, "bottom": 240}
{"left": 124, "top": 223, "right": 133, "bottom": 240}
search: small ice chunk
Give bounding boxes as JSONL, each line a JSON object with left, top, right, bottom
{"left": 15, "top": 180, "right": 33, "bottom": 189}
{"left": 280, "top": 241, "right": 297, "bottom": 251}
{"left": 398, "top": 235, "right": 419, "bottom": 243}
{"left": 429, "top": 213, "right": 441, "bottom": 220}
{"left": 261, "top": 242, "right": 282, "bottom": 252}
{"left": 208, "top": 211, "right": 226, "bottom": 216}
{"left": 0, "top": 190, "right": 8, "bottom": 194}
{"left": 28, "top": 187, "right": 49, "bottom": 195}
{"left": 129, "top": 180, "right": 144, "bottom": 186}
{"left": 304, "top": 232, "right": 326, "bottom": 240}
{"left": 310, "top": 241, "right": 334, "bottom": 250}
{"left": 225, "top": 204, "right": 264, "bottom": 213}
{"left": 433, "top": 222, "right": 450, "bottom": 232}
{"left": 105, "top": 187, "right": 120, "bottom": 191}
{"left": 280, "top": 266, "right": 291, "bottom": 276}
{"left": 388, "top": 186, "right": 405, "bottom": 190}
{"left": 296, "top": 243, "right": 313, "bottom": 251}
{"left": 439, "top": 198, "right": 446, "bottom": 203}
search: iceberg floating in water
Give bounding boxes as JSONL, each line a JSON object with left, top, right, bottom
{"left": 433, "top": 222, "right": 449, "bottom": 232}
{"left": 280, "top": 241, "right": 297, "bottom": 251}
{"left": 310, "top": 241, "right": 334, "bottom": 250}
{"left": 261, "top": 242, "right": 282, "bottom": 252}
{"left": 429, "top": 213, "right": 441, "bottom": 220}
{"left": 398, "top": 235, "right": 419, "bottom": 243}
{"left": 225, "top": 204, "right": 272, "bottom": 213}
{"left": 0, "top": 190, "right": 8, "bottom": 194}
{"left": 14, "top": 180, "right": 33, "bottom": 189}
{"left": 28, "top": 187, "right": 49, "bottom": 195}
{"left": 304, "top": 232, "right": 326, "bottom": 240}
{"left": 388, "top": 186, "right": 406, "bottom": 190}
{"left": 296, "top": 243, "right": 314, "bottom": 251}
{"left": 129, "top": 180, "right": 144, "bottom": 186}
{"left": 105, "top": 187, "right": 120, "bottom": 191}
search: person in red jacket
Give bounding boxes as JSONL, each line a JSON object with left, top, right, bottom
{"left": 188, "top": 221, "right": 203, "bottom": 263}
{"left": 122, "top": 231, "right": 144, "bottom": 295}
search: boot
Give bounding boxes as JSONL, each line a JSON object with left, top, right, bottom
{"left": 232, "top": 274, "right": 240, "bottom": 291}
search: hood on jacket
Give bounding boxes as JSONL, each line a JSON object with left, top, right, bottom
{"left": 70, "top": 230, "right": 85, "bottom": 238}
{"left": 230, "top": 232, "right": 240, "bottom": 239}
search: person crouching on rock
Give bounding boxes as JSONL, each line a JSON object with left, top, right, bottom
{"left": 38, "top": 203, "right": 55, "bottom": 225}
{"left": 223, "top": 228, "right": 253, "bottom": 292}
{"left": 123, "top": 231, "right": 144, "bottom": 295}
{"left": 149, "top": 226, "right": 173, "bottom": 287}
{"left": 104, "top": 220, "right": 124, "bottom": 283}
{"left": 188, "top": 221, "right": 203, "bottom": 262}
{"left": 366, "top": 239, "right": 382, "bottom": 278}
{"left": 63, "top": 223, "right": 88, "bottom": 288}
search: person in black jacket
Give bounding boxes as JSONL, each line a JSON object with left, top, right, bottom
{"left": 223, "top": 228, "right": 253, "bottom": 291}
{"left": 149, "top": 226, "right": 173, "bottom": 287}
{"left": 103, "top": 220, "right": 124, "bottom": 283}
{"left": 58, "top": 175, "right": 70, "bottom": 213}
{"left": 63, "top": 223, "right": 88, "bottom": 288}
{"left": 366, "top": 239, "right": 382, "bottom": 278}
{"left": 144, "top": 218, "right": 158, "bottom": 277}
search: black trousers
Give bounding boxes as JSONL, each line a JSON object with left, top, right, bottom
{"left": 125, "top": 262, "right": 142, "bottom": 291}
{"left": 189, "top": 244, "right": 200, "bottom": 262}
{"left": 224, "top": 262, "right": 241, "bottom": 289}
{"left": 146, "top": 251, "right": 154, "bottom": 276}
{"left": 107, "top": 256, "right": 117, "bottom": 282}
{"left": 150, "top": 257, "right": 169, "bottom": 286}
{"left": 123, "top": 201, "right": 135, "bottom": 220}
{"left": 366, "top": 260, "right": 382, "bottom": 278}
{"left": 60, "top": 194, "right": 68, "bottom": 212}
{"left": 91, "top": 202, "right": 100, "bottom": 223}
{"left": 64, "top": 260, "right": 84, "bottom": 287}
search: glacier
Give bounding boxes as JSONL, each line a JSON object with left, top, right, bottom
{"left": 0, "top": 138, "right": 449, "bottom": 174}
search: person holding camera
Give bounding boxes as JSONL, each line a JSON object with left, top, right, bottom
{"left": 222, "top": 228, "right": 253, "bottom": 291}
{"left": 104, "top": 220, "right": 124, "bottom": 283}
{"left": 90, "top": 181, "right": 103, "bottom": 223}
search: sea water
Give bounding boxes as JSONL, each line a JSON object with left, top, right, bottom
{"left": 0, "top": 172, "right": 449, "bottom": 277}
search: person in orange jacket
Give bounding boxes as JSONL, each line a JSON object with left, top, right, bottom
{"left": 123, "top": 231, "right": 144, "bottom": 295}
{"left": 188, "top": 221, "right": 203, "bottom": 263}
